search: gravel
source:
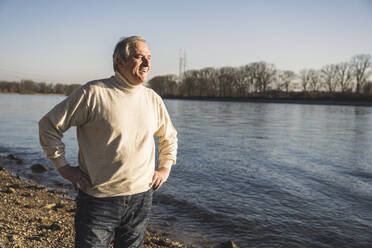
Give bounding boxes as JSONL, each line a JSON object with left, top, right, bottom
{"left": 0, "top": 168, "right": 190, "bottom": 248}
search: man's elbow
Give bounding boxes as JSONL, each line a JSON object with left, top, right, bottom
{"left": 38, "top": 115, "right": 54, "bottom": 138}
{"left": 38, "top": 115, "right": 47, "bottom": 131}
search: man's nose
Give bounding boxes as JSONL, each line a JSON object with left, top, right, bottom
{"left": 142, "top": 57, "right": 150, "bottom": 66}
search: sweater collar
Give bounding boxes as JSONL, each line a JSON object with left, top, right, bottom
{"left": 114, "top": 71, "right": 143, "bottom": 94}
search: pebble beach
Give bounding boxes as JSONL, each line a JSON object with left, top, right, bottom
{"left": 0, "top": 166, "right": 190, "bottom": 248}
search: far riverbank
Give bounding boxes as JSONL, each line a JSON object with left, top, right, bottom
{"left": 2, "top": 92, "right": 372, "bottom": 106}
{"left": 162, "top": 95, "right": 372, "bottom": 106}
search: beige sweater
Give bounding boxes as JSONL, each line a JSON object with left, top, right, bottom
{"left": 39, "top": 72, "right": 178, "bottom": 197}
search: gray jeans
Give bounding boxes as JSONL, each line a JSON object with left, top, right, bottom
{"left": 74, "top": 189, "right": 153, "bottom": 248}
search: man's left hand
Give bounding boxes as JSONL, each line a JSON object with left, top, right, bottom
{"left": 150, "top": 167, "right": 171, "bottom": 191}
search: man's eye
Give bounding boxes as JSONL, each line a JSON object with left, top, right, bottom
{"left": 134, "top": 54, "right": 151, "bottom": 61}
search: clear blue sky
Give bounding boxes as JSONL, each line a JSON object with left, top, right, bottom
{"left": 0, "top": 0, "right": 371, "bottom": 84}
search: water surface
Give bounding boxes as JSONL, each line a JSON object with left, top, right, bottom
{"left": 1, "top": 94, "right": 372, "bottom": 247}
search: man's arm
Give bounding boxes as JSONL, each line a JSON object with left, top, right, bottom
{"left": 151, "top": 98, "right": 178, "bottom": 191}
{"left": 39, "top": 87, "right": 91, "bottom": 188}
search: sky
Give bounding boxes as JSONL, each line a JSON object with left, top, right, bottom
{"left": 0, "top": 0, "right": 371, "bottom": 84}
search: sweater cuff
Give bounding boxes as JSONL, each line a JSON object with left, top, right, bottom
{"left": 50, "top": 156, "right": 68, "bottom": 169}
{"left": 159, "top": 160, "right": 173, "bottom": 169}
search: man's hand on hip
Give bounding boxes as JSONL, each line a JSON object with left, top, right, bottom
{"left": 57, "top": 164, "right": 92, "bottom": 191}
{"left": 150, "top": 167, "right": 171, "bottom": 191}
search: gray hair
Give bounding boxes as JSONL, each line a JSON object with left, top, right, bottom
{"left": 112, "top": 36, "right": 146, "bottom": 71}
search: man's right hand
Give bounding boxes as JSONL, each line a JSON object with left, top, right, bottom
{"left": 57, "top": 164, "right": 92, "bottom": 191}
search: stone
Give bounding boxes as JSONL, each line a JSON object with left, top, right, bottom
{"left": 40, "top": 218, "right": 53, "bottom": 226}
{"left": 217, "top": 240, "right": 239, "bottom": 248}
{"left": 43, "top": 203, "right": 56, "bottom": 209}
{"left": 9, "top": 184, "right": 20, "bottom": 189}
{"left": 5, "top": 187, "right": 16, "bottom": 194}
{"left": 40, "top": 222, "right": 61, "bottom": 231}
{"left": 7, "top": 154, "right": 17, "bottom": 160}
{"left": 47, "top": 223, "right": 61, "bottom": 231}
{"left": 7, "top": 154, "right": 23, "bottom": 164}
{"left": 26, "top": 236, "right": 41, "bottom": 241}
{"left": 31, "top": 163, "right": 50, "bottom": 173}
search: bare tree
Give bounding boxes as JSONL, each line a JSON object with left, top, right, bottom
{"left": 278, "top": 70, "right": 296, "bottom": 95}
{"left": 336, "top": 62, "right": 353, "bottom": 93}
{"left": 217, "top": 66, "right": 235, "bottom": 97}
{"left": 181, "top": 70, "right": 200, "bottom": 97}
{"left": 307, "top": 69, "right": 320, "bottom": 92}
{"left": 148, "top": 74, "right": 179, "bottom": 96}
{"left": 54, "top": 83, "right": 67, "bottom": 94}
{"left": 148, "top": 53, "right": 371, "bottom": 98}
{"left": 39, "top": 82, "right": 49, "bottom": 94}
{"left": 249, "top": 62, "right": 276, "bottom": 93}
{"left": 245, "top": 65, "right": 257, "bottom": 93}
{"left": 350, "top": 54, "right": 372, "bottom": 93}
{"left": 20, "top": 79, "right": 39, "bottom": 93}
{"left": 232, "top": 66, "right": 251, "bottom": 97}
{"left": 0, "top": 80, "right": 79, "bottom": 95}
{"left": 64, "top": 84, "right": 82, "bottom": 95}
{"left": 363, "top": 81, "right": 372, "bottom": 95}
{"left": 321, "top": 64, "right": 338, "bottom": 93}
{"left": 198, "top": 67, "right": 218, "bottom": 97}
{"left": 300, "top": 69, "right": 311, "bottom": 92}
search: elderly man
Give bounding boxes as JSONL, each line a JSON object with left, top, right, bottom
{"left": 39, "top": 36, "right": 178, "bottom": 248}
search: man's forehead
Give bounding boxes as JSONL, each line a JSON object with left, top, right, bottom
{"left": 132, "top": 41, "right": 150, "bottom": 54}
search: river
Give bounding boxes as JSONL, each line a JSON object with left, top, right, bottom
{"left": 0, "top": 93, "right": 372, "bottom": 247}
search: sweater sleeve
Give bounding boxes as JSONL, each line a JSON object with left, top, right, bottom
{"left": 38, "top": 87, "right": 89, "bottom": 169}
{"left": 154, "top": 98, "right": 178, "bottom": 169}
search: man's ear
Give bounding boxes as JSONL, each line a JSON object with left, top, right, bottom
{"left": 117, "top": 57, "right": 123, "bottom": 66}
{"left": 117, "top": 58, "right": 125, "bottom": 70}
{"left": 118, "top": 57, "right": 129, "bottom": 67}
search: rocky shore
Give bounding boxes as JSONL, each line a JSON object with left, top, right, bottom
{"left": 0, "top": 167, "right": 189, "bottom": 248}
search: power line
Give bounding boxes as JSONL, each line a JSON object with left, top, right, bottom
{"left": 0, "top": 66, "right": 55, "bottom": 82}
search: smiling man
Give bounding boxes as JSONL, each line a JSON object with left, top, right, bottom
{"left": 39, "top": 36, "right": 178, "bottom": 248}
{"left": 114, "top": 38, "right": 151, "bottom": 85}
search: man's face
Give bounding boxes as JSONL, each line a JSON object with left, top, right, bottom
{"left": 118, "top": 41, "right": 151, "bottom": 86}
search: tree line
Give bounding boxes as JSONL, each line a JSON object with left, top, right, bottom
{"left": 148, "top": 54, "right": 372, "bottom": 99}
{"left": 1, "top": 54, "right": 371, "bottom": 100}
{"left": 0, "top": 79, "right": 81, "bottom": 95}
